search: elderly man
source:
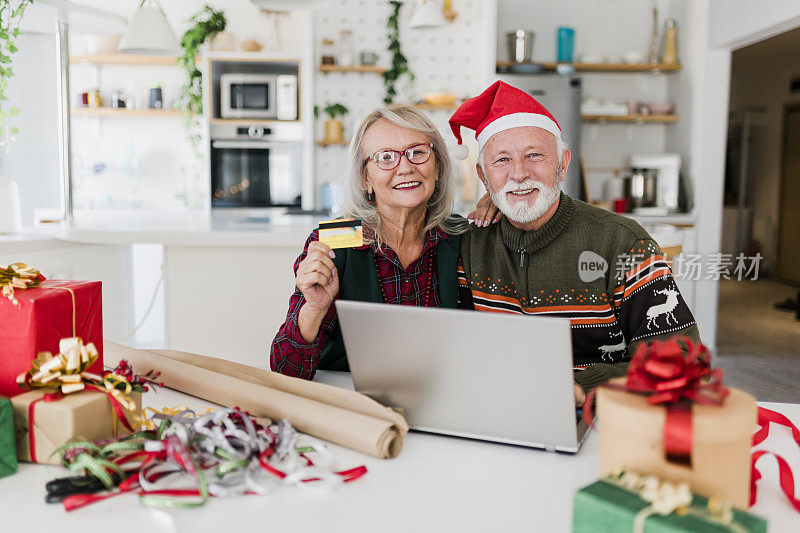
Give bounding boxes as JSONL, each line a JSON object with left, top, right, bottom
{"left": 449, "top": 81, "right": 700, "bottom": 405}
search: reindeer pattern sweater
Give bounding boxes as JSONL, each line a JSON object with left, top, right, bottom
{"left": 457, "top": 193, "right": 701, "bottom": 391}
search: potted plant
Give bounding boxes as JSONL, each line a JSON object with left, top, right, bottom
{"left": 178, "top": 5, "right": 226, "bottom": 139}
{"left": 0, "top": 0, "right": 33, "bottom": 142}
{"left": 322, "top": 102, "right": 349, "bottom": 144}
{"left": 383, "top": 0, "right": 414, "bottom": 104}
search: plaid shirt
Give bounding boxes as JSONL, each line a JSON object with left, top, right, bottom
{"left": 270, "top": 227, "right": 445, "bottom": 379}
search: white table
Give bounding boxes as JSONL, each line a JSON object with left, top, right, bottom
{"left": 2, "top": 374, "right": 799, "bottom": 533}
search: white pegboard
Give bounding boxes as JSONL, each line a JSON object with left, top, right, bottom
{"left": 313, "top": 0, "right": 492, "bottom": 209}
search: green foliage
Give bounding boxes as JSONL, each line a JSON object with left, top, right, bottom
{"left": 178, "top": 5, "right": 226, "bottom": 149}
{"left": 323, "top": 102, "right": 348, "bottom": 120}
{"left": 382, "top": 0, "right": 414, "bottom": 105}
{"left": 0, "top": 1, "right": 32, "bottom": 141}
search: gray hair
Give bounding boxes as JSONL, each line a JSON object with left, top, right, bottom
{"left": 341, "top": 105, "right": 466, "bottom": 247}
{"left": 477, "top": 135, "right": 568, "bottom": 171}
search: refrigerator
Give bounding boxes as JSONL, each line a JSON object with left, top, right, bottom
{"left": 493, "top": 74, "right": 583, "bottom": 200}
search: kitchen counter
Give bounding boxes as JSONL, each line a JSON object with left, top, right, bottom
{"left": 33, "top": 209, "right": 318, "bottom": 248}
{"left": 0, "top": 234, "right": 63, "bottom": 255}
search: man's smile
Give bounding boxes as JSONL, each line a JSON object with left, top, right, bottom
{"left": 508, "top": 187, "right": 538, "bottom": 197}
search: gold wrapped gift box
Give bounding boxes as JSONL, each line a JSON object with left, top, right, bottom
{"left": 12, "top": 389, "right": 142, "bottom": 466}
{"left": 598, "top": 377, "right": 757, "bottom": 509}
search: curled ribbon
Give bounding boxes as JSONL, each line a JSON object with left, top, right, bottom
{"left": 59, "top": 409, "right": 367, "bottom": 512}
{"left": 0, "top": 262, "right": 44, "bottom": 305}
{"left": 141, "top": 405, "right": 216, "bottom": 431}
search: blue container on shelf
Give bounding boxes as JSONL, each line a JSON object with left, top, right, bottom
{"left": 557, "top": 27, "right": 575, "bottom": 63}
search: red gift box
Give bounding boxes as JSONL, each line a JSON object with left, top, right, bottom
{"left": 0, "top": 280, "right": 103, "bottom": 397}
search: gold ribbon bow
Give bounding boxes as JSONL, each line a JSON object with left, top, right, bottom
{"left": 0, "top": 262, "right": 42, "bottom": 305}
{"left": 18, "top": 337, "right": 147, "bottom": 433}
{"left": 19, "top": 337, "right": 100, "bottom": 394}
{"left": 100, "top": 372, "right": 138, "bottom": 412}
{"left": 608, "top": 471, "right": 746, "bottom": 533}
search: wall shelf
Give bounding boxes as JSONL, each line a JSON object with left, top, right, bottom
{"left": 70, "top": 54, "right": 179, "bottom": 66}
{"left": 318, "top": 64, "right": 386, "bottom": 75}
{"left": 412, "top": 102, "right": 461, "bottom": 111}
{"left": 209, "top": 117, "right": 300, "bottom": 125}
{"left": 72, "top": 108, "right": 181, "bottom": 117}
{"left": 496, "top": 61, "right": 681, "bottom": 73}
{"left": 582, "top": 114, "right": 679, "bottom": 123}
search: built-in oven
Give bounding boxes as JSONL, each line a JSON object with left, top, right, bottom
{"left": 219, "top": 73, "right": 298, "bottom": 120}
{"left": 210, "top": 124, "right": 303, "bottom": 208}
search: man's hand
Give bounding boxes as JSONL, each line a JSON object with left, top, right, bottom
{"left": 574, "top": 382, "right": 586, "bottom": 407}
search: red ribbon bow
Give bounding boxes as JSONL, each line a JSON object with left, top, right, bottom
{"left": 626, "top": 338, "right": 729, "bottom": 406}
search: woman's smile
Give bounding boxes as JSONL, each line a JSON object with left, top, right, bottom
{"left": 392, "top": 180, "right": 422, "bottom": 190}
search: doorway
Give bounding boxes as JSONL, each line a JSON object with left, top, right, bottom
{"left": 777, "top": 104, "right": 800, "bottom": 284}
{"left": 715, "top": 27, "right": 800, "bottom": 404}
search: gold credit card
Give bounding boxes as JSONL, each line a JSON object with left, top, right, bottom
{"left": 317, "top": 218, "right": 364, "bottom": 249}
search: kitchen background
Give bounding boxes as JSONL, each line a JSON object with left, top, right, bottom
{"left": 7, "top": 0, "right": 693, "bottom": 218}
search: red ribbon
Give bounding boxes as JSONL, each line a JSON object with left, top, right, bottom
{"left": 28, "top": 392, "right": 63, "bottom": 463}
{"left": 584, "top": 338, "right": 728, "bottom": 466}
{"left": 749, "top": 407, "right": 800, "bottom": 513}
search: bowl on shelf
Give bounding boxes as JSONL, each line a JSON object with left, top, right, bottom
{"left": 577, "top": 53, "right": 606, "bottom": 64}
{"left": 423, "top": 93, "right": 457, "bottom": 107}
{"left": 622, "top": 51, "right": 644, "bottom": 64}
{"left": 508, "top": 62, "right": 543, "bottom": 74}
{"left": 240, "top": 38, "right": 263, "bottom": 52}
{"left": 647, "top": 101, "right": 676, "bottom": 115}
{"left": 83, "top": 34, "right": 122, "bottom": 55}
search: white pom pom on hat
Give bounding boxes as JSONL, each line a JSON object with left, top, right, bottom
{"left": 448, "top": 81, "right": 562, "bottom": 155}
{"left": 452, "top": 143, "right": 469, "bottom": 161}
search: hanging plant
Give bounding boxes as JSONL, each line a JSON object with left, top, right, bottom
{"left": 382, "top": 0, "right": 414, "bottom": 105}
{"left": 0, "top": 0, "right": 33, "bottom": 142}
{"left": 178, "top": 5, "right": 226, "bottom": 135}
{"left": 323, "top": 102, "right": 349, "bottom": 120}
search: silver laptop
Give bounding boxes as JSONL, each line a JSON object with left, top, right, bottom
{"left": 335, "top": 300, "right": 591, "bottom": 453}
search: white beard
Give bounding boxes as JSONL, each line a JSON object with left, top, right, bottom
{"left": 487, "top": 173, "right": 562, "bottom": 224}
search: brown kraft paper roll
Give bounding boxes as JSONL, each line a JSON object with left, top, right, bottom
{"left": 104, "top": 342, "right": 408, "bottom": 459}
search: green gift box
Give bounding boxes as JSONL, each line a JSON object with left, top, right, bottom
{"left": 573, "top": 473, "right": 767, "bottom": 533}
{"left": 0, "top": 396, "right": 18, "bottom": 478}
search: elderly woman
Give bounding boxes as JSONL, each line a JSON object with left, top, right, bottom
{"left": 270, "top": 105, "right": 470, "bottom": 379}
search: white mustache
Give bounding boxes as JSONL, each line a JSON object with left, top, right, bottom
{"left": 501, "top": 180, "right": 546, "bottom": 193}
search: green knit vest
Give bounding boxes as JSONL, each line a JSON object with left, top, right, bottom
{"left": 317, "top": 233, "right": 461, "bottom": 371}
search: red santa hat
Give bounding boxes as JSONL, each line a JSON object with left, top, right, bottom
{"left": 449, "top": 81, "right": 561, "bottom": 161}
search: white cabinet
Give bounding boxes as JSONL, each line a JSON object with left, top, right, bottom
{"left": 163, "top": 244, "right": 299, "bottom": 368}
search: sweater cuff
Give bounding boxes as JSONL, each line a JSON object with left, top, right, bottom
{"left": 574, "top": 362, "right": 630, "bottom": 392}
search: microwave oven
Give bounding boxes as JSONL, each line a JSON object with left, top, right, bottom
{"left": 219, "top": 73, "right": 298, "bottom": 120}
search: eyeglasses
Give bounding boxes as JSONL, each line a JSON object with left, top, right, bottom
{"left": 364, "top": 143, "right": 433, "bottom": 170}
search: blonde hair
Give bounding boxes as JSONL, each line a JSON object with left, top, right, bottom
{"left": 341, "top": 105, "right": 466, "bottom": 248}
